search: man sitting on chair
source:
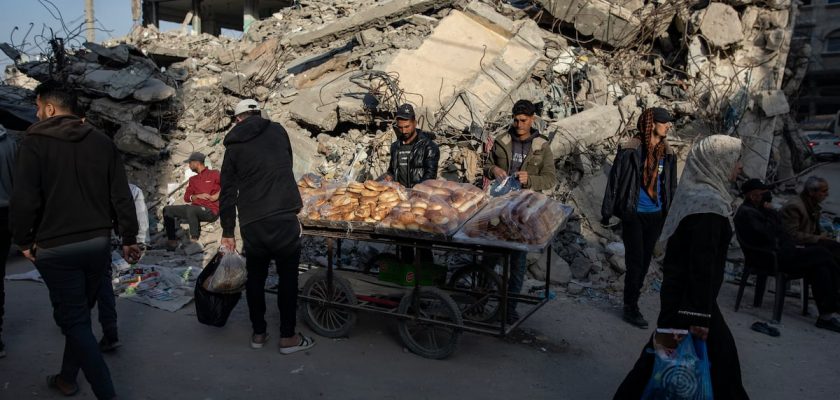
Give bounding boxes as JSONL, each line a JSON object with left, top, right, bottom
{"left": 733, "top": 178, "right": 840, "bottom": 332}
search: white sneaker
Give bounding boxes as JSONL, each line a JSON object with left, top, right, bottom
{"left": 279, "top": 333, "right": 315, "bottom": 355}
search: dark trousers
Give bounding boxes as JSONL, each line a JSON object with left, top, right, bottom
{"left": 163, "top": 205, "right": 217, "bottom": 240}
{"left": 613, "top": 303, "right": 749, "bottom": 400}
{"left": 0, "top": 207, "right": 9, "bottom": 340}
{"left": 781, "top": 246, "right": 840, "bottom": 315}
{"left": 96, "top": 264, "right": 118, "bottom": 341}
{"left": 482, "top": 251, "right": 527, "bottom": 317}
{"left": 621, "top": 211, "right": 664, "bottom": 310}
{"left": 242, "top": 213, "right": 301, "bottom": 338}
{"left": 35, "top": 236, "right": 116, "bottom": 399}
{"left": 398, "top": 245, "right": 433, "bottom": 265}
{"left": 812, "top": 239, "right": 840, "bottom": 284}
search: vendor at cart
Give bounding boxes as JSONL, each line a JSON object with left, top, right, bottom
{"left": 484, "top": 99, "right": 557, "bottom": 322}
{"left": 382, "top": 103, "right": 440, "bottom": 188}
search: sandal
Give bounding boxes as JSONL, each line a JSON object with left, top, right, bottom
{"left": 279, "top": 333, "right": 316, "bottom": 355}
{"left": 47, "top": 374, "right": 80, "bottom": 396}
{"left": 750, "top": 321, "right": 780, "bottom": 337}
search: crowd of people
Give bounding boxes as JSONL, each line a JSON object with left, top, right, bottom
{"left": 0, "top": 79, "right": 838, "bottom": 399}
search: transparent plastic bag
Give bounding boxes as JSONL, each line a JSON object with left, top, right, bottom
{"left": 204, "top": 248, "right": 247, "bottom": 294}
{"left": 377, "top": 180, "right": 485, "bottom": 238}
{"left": 303, "top": 179, "right": 407, "bottom": 228}
{"left": 454, "top": 190, "right": 571, "bottom": 250}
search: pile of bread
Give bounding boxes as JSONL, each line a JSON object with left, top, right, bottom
{"left": 461, "top": 191, "right": 566, "bottom": 244}
{"left": 301, "top": 179, "right": 407, "bottom": 223}
{"left": 297, "top": 173, "right": 324, "bottom": 197}
{"left": 378, "top": 180, "right": 488, "bottom": 235}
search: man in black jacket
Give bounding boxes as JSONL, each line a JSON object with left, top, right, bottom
{"left": 219, "top": 99, "right": 314, "bottom": 354}
{"left": 383, "top": 103, "right": 440, "bottom": 188}
{"left": 11, "top": 81, "right": 139, "bottom": 399}
{"left": 734, "top": 178, "right": 840, "bottom": 332}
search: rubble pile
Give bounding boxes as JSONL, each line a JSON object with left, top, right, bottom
{"left": 0, "top": 0, "right": 807, "bottom": 296}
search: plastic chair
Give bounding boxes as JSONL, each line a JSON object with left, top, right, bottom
{"left": 734, "top": 238, "right": 810, "bottom": 323}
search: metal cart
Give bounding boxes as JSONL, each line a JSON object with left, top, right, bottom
{"left": 295, "top": 225, "right": 563, "bottom": 359}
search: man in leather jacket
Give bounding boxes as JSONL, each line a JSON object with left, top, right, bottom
{"left": 383, "top": 104, "right": 440, "bottom": 188}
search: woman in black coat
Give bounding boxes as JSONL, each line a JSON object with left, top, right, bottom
{"left": 614, "top": 134, "right": 750, "bottom": 399}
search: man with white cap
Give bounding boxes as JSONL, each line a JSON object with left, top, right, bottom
{"left": 220, "top": 99, "right": 314, "bottom": 353}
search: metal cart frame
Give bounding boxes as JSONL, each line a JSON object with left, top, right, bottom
{"left": 294, "top": 226, "right": 556, "bottom": 358}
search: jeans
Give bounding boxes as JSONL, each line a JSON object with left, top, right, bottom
{"left": 35, "top": 236, "right": 116, "bottom": 399}
{"left": 242, "top": 213, "right": 301, "bottom": 338}
{"left": 96, "top": 264, "right": 118, "bottom": 342}
{"left": 163, "top": 205, "right": 217, "bottom": 240}
{"left": 0, "top": 207, "right": 9, "bottom": 340}
{"left": 621, "top": 211, "right": 664, "bottom": 311}
{"left": 507, "top": 251, "right": 528, "bottom": 316}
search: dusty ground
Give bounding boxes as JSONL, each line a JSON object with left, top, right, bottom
{"left": 2, "top": 249, "right": 840, "bottom": 400}
{"left": 3, "top": 164, "right": 840, "bottom": 400}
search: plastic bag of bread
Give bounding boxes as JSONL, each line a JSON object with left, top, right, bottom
{"left": 454, "top": 190, "right": 572, "bottom": 250}
{"left": 302, "top": 179, "right": 408, "bottom": 228}
{"left": 411, "top": 179, "right": 488, "bottom": 220}
{"left": 377, "top": 195, "right": 460, "bottom": 237}
{"left": 299, "top": 181, "right": 343, "bottom": 222}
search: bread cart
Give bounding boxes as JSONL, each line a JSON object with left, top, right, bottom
{"left": 293, "top": 207, "right": 570, "bottom": 359}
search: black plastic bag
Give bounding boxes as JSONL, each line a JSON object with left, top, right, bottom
{"left": 195, "top": 252, "right": 242, "bottom": 327}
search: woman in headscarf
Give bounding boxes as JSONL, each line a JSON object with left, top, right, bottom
{"left": 614, "top": 135, "right": 750, "bottom": 399}
{"left": 601, "top": 107, "right": 678, "bottom": 328}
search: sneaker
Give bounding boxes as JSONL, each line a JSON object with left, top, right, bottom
{"left": 816, "top": 317, "right": 840, "bottom": 333}
{"left": 99, "top": 336, "right": 122, "bottom": 353}
{"left": 279, "top": 333, "right": 316, "bottom": 355}
{"left": 251, "top": 332, "right": 269, "bottom": 349}
{"left": 623, "top": 309, "right": 649, "bottom": 329}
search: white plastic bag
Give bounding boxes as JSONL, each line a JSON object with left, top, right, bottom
{"left": 204, "top": 248, "right": 247, "bottom": 293}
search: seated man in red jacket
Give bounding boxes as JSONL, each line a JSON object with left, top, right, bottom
{"left": 163, "top": 152, "right": 220, "bottom": 250}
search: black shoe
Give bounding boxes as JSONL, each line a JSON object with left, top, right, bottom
{"left": 623, "top": 309, "right": 649, "bottom": 329}
{"left": 505, "top": 309, "right": 521, "bottom": 325}
{"left": 816, "top": 317, "right": 840, "bottom": 333}
{"left": 99, "top": 336, "right": 122, "bottom": 353}
{"left": 0, "top": 338, "right": 5, "bottom": 358}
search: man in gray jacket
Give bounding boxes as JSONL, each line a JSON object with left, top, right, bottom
{"left": 0, "top": 124, "right": 17, "bottom": 359}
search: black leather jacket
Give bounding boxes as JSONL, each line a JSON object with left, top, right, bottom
{"left": 386, "top": 131, "right": 440, "bottom": 188}
{"left": 601, "top": 137, "right": 677, "bottom": 222}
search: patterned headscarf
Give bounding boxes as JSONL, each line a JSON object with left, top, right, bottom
{"left": 659, "top": 135, "right": 743, "bottom": 244}
{"left": 636, "top": 109, "right": 667, "bottom": 199}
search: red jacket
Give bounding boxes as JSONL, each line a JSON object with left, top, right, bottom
{"left": 184, "top": 168, "right": 221, "bottom": 215}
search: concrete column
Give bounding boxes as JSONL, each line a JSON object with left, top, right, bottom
{"left": 244, "top": 0, "right": 259, "bottom": 33}
{"left": 192, "top": 0, "right": 202, "bottom": 36}
{"left": 85, "top": 0, "right": 95, "bottom": 42}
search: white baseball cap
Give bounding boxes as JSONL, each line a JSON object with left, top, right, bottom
{"left": 234, "top": 99, "right": 260, "bottom": 116}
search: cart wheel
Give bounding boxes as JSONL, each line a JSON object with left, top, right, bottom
{"left": 447, "top": 265, "right": 502, "bottom": 323}
{"left": 398, "top": 288, "right": 463, "bottom": 359}
{"left": 301, "top": 272, "right": 358, "bottom": 338}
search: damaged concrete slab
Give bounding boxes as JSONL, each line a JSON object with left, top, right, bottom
{"left": 536, "top": 0, "right": 641, "bottom": 47}
{"left": 286, "top": 0, "right": 454, "bottom": 48}
{"left": 383, "top": 3, "right": 543, "bottom": 131}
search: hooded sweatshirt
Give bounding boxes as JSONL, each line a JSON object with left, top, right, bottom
{"left": 219, "top": 116, "right": 302, "bottom": 237}
{"left": 0, "top": 124, "right": 17, "bottom": 208}
{"left": 11, "top": 115, "right": 138, "bottom": 249}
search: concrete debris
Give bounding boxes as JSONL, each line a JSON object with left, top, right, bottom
{"left": 697, "top": 3, "right": 745, "bottom": 48}
{"left": 0, "top": 0, "right": 801, "bottom": 298}
{"left": 536, "top": 0, "right": 641, "bottom": 47}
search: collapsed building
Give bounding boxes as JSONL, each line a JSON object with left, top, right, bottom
{"left": 0, "top": 0, "right": 812, "bottom": 296}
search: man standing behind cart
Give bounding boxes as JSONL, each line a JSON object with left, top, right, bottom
{"left": 383, "top": 103, "right": 440, "bottom": 188}
{"left": 219, "top": 99, "right": 315, "bottom": 354}
{"left": 383, "top": 103, "right": 441, "bottom": 263}
{"left": 485, "top": 99, "right": 556, "bottom": 323}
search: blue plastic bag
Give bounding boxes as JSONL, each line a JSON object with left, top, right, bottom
{"left": 641, "top": 333, "right": 713, "bottom": 400}
{"left": 488, "top": 176, "right": 522, "bottom": 197}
